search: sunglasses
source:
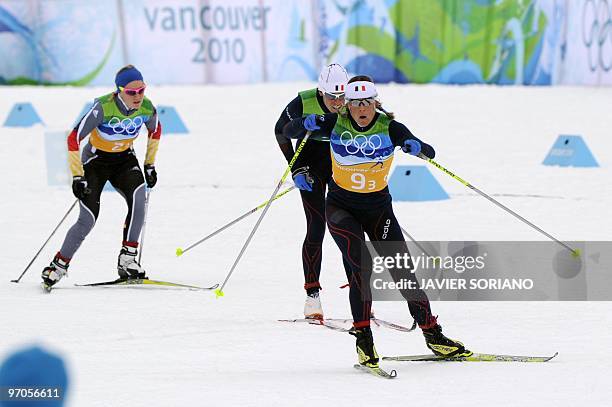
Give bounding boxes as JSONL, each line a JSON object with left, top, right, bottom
{"left": 119, "top": 85, "right": 146, "bottom": 96}
{"left": 347, "top": 97, "right": 375, "bottom": 107}
{"left": 323, "top": 92, "right": 345, "bottom": 101}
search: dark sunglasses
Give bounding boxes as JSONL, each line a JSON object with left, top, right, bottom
{"left": 119, "top": 85, "right": 146, "bottom": 96}
{"left": 323, "top": 92, "right": 345, "bottom": 101}
{"left": 347, "top": 97, "right": 375, "bottom": 107}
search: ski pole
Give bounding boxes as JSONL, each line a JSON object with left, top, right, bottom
{"left": 176, "top": 185, "right": 296, "bottom": 257}
{"left": 400, "top": 226, "right": 447, "bottom": 270}
{"left": 215, "top": 132, "right": 312, "bottom": 297}
{"left": 400, "top": 226, "right": 435, "bottom": 258}
{"left": 11, "top": 199, "right": 79, "bottom": 283}
{"left": 418, "top": 153, "right": 580, "bottom": 257}
{"left": 138, "top": 188, "right": 151, "bottom": 265}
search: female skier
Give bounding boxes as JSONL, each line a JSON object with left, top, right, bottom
{"left": 284, "top": 75, "right": 470, "bottom": 368}
{"left": 273, "top": 63, "right": 350, "bottom": 319}
{"left": 41, "top": 65, "right": 162, "bottom": 290}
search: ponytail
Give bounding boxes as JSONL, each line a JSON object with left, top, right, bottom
{"left": 338, "top": 104, "right": 349, "bottom": 118}
{"left": 375, "top": 100, "right": 395, "bottom": 120}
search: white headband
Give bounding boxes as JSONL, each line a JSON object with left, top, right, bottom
{"left": 345, "top": 80, "right": 378, "bottom": 99}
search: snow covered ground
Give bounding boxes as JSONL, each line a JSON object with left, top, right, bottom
{"left": 1, "top": 83, "right": 611, "bottom": 406}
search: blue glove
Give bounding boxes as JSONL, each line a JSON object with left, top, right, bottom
{"left": 402, "top": 139, "right": 422, "bottom": 156}
{"left": 292, "top": 167, "right": 313, "bottom": 192}
{"left": 303, "top": 114, "right": 322, "bottom": 131}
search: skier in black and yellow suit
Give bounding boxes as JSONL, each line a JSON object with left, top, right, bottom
{"left": 284, "top": 75, "right": 471, "bottom": 368}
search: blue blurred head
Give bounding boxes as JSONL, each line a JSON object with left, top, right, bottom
{"left": 0, "top": 346, "right": 68, "bottom": 407}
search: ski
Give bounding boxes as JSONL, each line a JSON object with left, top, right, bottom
{"left": 278, "top": 317, "right": 415, "bottom": 333}
{"left": 382, "top": 351, "right": 558, "bottom": 363}
{"left": 309, "top": 319, "right": 351, "bottom": 332}
{"left": 278, "top": 318, "right": 351, "bottom": 332}
{"left": 353, "top": 364, "right": 397, "bottom": 379}
{"left": 334, "top": 317, "right": 416, "bottom": 332}
{"left": 75, "top": 277, "right": 218, "bottom": 291}
{"left": 372, "top": 318, "right": 417, "bottom": 333}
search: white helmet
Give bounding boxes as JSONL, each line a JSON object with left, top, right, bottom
{"left": 317, "top": 63, "right": 349, "bottom": 95}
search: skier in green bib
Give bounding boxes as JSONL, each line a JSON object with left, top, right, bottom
{"left": 41, "top": 65, "right": 162, "bottom": 290}
{"left": 274, "top": 64, "right": 350, "bottom": 319}
{"left": 283, "top": 75, "right": 470, "bottom": 369}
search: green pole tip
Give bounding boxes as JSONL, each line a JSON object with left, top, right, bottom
{"left": 214, "top": 289, "right": 224, "bottom": 298}
{"left": 176, "top": 248, "right": 184, "bottom": 257}
{"left": 571, "top": 249, "right": 581, "bottom": 258}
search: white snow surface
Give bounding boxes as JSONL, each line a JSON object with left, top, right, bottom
{"left": 1, "top": 83, "right": 611, "bottom": 406}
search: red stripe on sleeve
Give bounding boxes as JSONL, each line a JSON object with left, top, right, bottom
{"left": 67, "top": 129, "right": 79, "bottom": 152}
{"left": 149, "top": 121, "right": 162, "bottom": 140}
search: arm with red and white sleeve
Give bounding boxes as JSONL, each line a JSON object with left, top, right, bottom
{"left": 67, "top": 103, "right": 104, "bottom": 199}
{"left": 143, "top": 110, "right": 162, "bottom": 188}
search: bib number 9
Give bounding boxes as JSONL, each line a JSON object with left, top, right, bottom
{"left": 351, "top": 173, "right": 376, "bottom": 191}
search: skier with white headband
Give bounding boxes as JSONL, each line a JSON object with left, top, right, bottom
{"left": 41, "top": 65, "right": 162, "bottom": 291}
{"left": 283, "top": 75, "right": 470, "bottom": 371}
{"left": 273, "top": 63, "right": 352, "bottom": 319}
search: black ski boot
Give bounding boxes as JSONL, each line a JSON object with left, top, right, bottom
{"left": 349, "top": 326, "right": 379, "bottom": 367}
{"left": 422, "top": 324, "right": 472, "bottom": 358}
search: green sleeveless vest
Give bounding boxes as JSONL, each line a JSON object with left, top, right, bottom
{"left": 299, "top": 88, "right": 328, "bottom": 142}
{"left": 95, "top": 93, "right": 154, "bottom": 140}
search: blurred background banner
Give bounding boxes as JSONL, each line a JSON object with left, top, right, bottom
{"left": 1, "top": 0, "right": 611, "bottom": 86}
{"left": 0, "top": 0, "right": 124, "bottom": 85}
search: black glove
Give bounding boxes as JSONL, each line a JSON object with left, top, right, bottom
{"left": 72, "top": 176, "right": 91, "bottom": 200}
{"left": 144, "top": 164, "right": 157, "bottom": 188}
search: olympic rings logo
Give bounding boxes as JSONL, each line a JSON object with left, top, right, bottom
{"left": 339, "top": 131, "right": 382, "bottom": 156}
{"left": 108, "top": 116, "right": 144, "bottom": 135}
{"left": 582, "top": 0, "right": 612, "bottom": 72}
